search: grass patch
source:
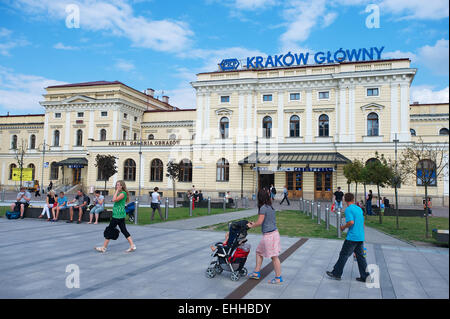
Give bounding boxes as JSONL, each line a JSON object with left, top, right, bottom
{"left": 365, "top": 215, "right": 449, "bottom": 245}
{"left": 201, "top": 210, "right": 343, "bottom": 240}
{"left": 127, "top": 207, "right": 244, "bottom": 225}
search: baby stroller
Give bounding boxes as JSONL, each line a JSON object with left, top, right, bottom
{"left": 206, "top": 220, "right": 251, "bottom": 281}
{"left": 125, "top": 202, "right": 135, "bottom": 222}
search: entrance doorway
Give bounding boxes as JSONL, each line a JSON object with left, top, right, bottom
{"left": 314, "top": 171, "right": 333, "bottom": 200}
{"left": 72, "top": 168, "right": 82, "bottom": 185}
{"left": 286, "top": 172, "right": 303, "bottom": 198}
{"left": 258, "top": 173, "right": 274, "bottom": 190}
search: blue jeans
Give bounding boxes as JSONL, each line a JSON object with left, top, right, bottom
{"left": 331, "top": 240, "right": 369, "bottom": 279}
{"left": 334, "top": 200, "right": 343, "bottom": 211}
{"left": 90, "top": 206, "right": 104, "bottom": 214}
{"left": 366, "top": 200, "right": 373, "bottom": 215}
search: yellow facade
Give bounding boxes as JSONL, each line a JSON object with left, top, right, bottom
{"left": 0, "top": 61, "right": 448, "bottom": 206}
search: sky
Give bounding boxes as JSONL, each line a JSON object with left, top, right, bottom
{"left": 0, "top": 0, "right": 448, "bottom": 114}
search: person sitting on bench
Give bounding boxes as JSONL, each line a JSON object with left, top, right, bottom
{"left": 67, "top": 190, "right": 89, "bottom": 224}
{"left": 10, "top": 186, "right": 31, "bottom": 219}
{"left": 52, "top": 191, "right": 67, "bottom": 221}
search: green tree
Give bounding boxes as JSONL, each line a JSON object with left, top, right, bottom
{"left": 343, "top": 159, "right": 365, "bottom": 202}
{"left": 94, "top": 154, "right": 118, "bottom": 193}
{"left": 384, "top": 156, "right": 409, "bottom": 230}
{"left": 401, "top": 139, "right": 448, "bottom": 238}
{"left": 364, "top": 152, "right": 393, "bottom": 224}
{"left": 166, "top": 161, "right": 181, "bottom": 208}
{"left": 14, "top": 139, "right": 28, "bottom": 189}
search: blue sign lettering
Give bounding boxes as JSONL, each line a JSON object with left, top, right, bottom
{"left": 219, "top": 58, "right": 240, "bottom": 71}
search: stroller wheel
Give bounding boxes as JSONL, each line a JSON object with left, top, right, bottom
{"left": 214, "top": 264, "right": 223, "bottom": 274}
{"left": 205, "top": 267, "right": 216, "bottom": 279}
{"left": 239, "top": 267, "right": 248, "bottom": 277}
{"left": 230, "top": 272, "right": 240, "bottom": 281}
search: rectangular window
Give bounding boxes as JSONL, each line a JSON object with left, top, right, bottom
{"left": 290, "top": 93, "right": 300, "bottom": 101}
{"left": 263, "top": 94, "right": 272, "bottom": 102}
{"left": 220, "top": 96, "right": 230, "bottom": 103}
{"left": 55, "top": 113, "right": 61, "bottom": 118}
{"left": 367, "top": 88, "right": 379, "bottom": 96}
{"left": 124, "top": 113, "right": 128, "bottom": 119}
{"left": 318, "top": 91, "right": 329, "bottom": 100}
{"left": 101, "top": 111, "right": 108, "bottom": 117}
{"left": 77, "top": 112, "right": 84, "bottom": 118}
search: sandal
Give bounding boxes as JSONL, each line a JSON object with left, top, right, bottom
{"left": 125, "top": 245, "right": 137, "bottom": 253}
{"left": 269, "top": 276, "right": 283, "bottom": 284}
{"left": 95, "top": 246, "right": 107, "bottom": 253}
{"left": 248, "top": 271, "right": 261, "bottom": 280}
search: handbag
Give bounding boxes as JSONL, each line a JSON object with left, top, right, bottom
{"left": 103, "top": 226, "right": 120, "bottom": 240}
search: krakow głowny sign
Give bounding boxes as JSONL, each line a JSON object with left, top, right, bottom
{"left": 219, "top": 47, "right": 385, "bottom": 71}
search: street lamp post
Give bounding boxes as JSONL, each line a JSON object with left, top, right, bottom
{"left": 40, "top": 140, "right": 47, "bottom": 195}
{"left": 136, "top": 138, "right": 142, "bottom": 225}
{"left": 393, "top": 133, "right": 400, "bottom": 229}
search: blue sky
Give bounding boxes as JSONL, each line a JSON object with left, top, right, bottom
{"left": 0, "top": 0, "right": 448, "bottom": 114}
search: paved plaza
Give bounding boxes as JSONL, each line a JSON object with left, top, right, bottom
{"left": 0, "top": 209, "right": 448, "bottom": 299}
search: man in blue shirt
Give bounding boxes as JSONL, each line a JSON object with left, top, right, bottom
{"left": 326, "top": 192, "right": 370, "bottom": 282}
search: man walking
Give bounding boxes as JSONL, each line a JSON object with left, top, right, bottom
{"left": 326, "top": 192, "right": 370, "bottom": 282}
{"left": 280, "top": 185, "right": 290, "bottom": 206}
{"left": 333, "top": 186, "right": 344, "bottom": 212}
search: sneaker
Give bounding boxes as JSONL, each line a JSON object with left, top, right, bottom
{"left": 66, "top": 220, "right": 73, "bottom": 223}
{"left": 125, "top": 245, "right": 136, "bottom": 253}
{"left": 356, "top": 277, "right": 368, "bottom": 283}
{"left": 326, "top": 271, "right": 341, "bottom": 281}
{"left": 95, "top": 246, "right": 107, "bottom": 253}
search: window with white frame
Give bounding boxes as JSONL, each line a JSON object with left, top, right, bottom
{"left": 290, "top": 93, "right": 300, "bottom": 101}
{"left": 262, "top": 94, "right": 272, "bottom": 102}
{"left": 367, "top": 88, "right": 379, "bottom": 97}
{"left": 220, "top": 96, "right": 230, "bottom": 103}
{"left": 318, "top": 91, "right": 329, "bottom": 100}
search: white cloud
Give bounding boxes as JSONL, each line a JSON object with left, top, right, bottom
{"left": 0, "top": 28, "right": 30, "bottom": 56}
{"left": 383, "top": 50, "right": 417, "bottom": 63}
{"left": 10, "top": 0, "right": 194, "bottom": 53}
{"left": 379, "top": 0, "right": 449, "bottom": 20}
{"left": 234, "top": 0, "right": 277, "bottom": 10}
{"left": 417, "top": 39, "right": 449, "bottom": 76}
{"left": 410, "top": 85, "right": 449, "bottom": 104}
{"left": 114, "top": 59, "right": 135, "bottom": 72}
{"left": 53, "top": 42, "right": 78, "bottom": 50}
{"left": 0, "top": 66, "right": 67, "bottom": 114}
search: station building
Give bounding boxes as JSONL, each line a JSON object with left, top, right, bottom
{"left": 0, "top": 58, "right": 448, "bottom": 206}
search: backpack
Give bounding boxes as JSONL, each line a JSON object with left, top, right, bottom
{"left": 84, "top": 195, "right": 90, "bottom": 206}
{"left": 6, "top": 211, "right": 21, "bottom": 219}
{"left": 272, "top": 187, "right": 277, "bottom": 194}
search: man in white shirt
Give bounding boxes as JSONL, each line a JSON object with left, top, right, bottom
{"left": 11, "top": 187, "right": 31, "bottom": 219}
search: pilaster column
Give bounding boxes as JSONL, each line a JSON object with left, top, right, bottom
{"left": 305, "top": 89, "right": 312, "bottom": 143}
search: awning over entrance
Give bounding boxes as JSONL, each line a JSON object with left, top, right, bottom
{"left": 57, "top": 157, "right": 88, "bottom": 168}
{"left": 238, "top": 152, "right": 351, "bottom": 165}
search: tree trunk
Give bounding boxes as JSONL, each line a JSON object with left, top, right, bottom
{"left": 355, "top": 182, "right": 358, "bottom": 204}
{"left": 395, "top": 185, "right": 399, "bottom": 230}
{"left": 104, "top": 179, "right": 107, "bottom": 194}
{"left": 377, "top": 184, "right": 382, "bottom": 224}
{"left": 172, "top": 179, "right": 176, "bottom": 208}
{"left": 425, "top": 185, "right": 429, "bottom": 238}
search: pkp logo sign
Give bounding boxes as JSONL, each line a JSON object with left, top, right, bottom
{"left": 219, "top": 58, "right": 240, "bottom": 71}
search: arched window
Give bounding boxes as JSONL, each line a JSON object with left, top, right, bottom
{"left": 54, "top": 130, "right": 60, "bottom": 147}
{"left": 410, "top": 129, "right": 416, "bottom": 136}
{"left": 416, "top": 159, "right": 437, "bottom": 186}
{"left": 123, "top": 159, "right": 136, "bottom": 181}
{"left": 367, "top": 112, "right": 379, "bottom": 136}
{"left": 11, "top": 135, "right": 18, "bottom": 149}
{"left": 148, "top": 134, "right": 154, "bottom": 140}
{"left": 179, "top": 159, "right": 192, "bottom": 182}
{"left": 289, "top": 115, "right": 300, "bottom": 137}
{"left": 27, "top": 163, "right": 35, "bottom": 181}
{"left": 100, "top": 129, "right": 107, "bottom": 141}
{"left": 318, "top": 114, "right": 329, "bottom": 137}
{"left": 9, "top": 163, "right": 17, "bottom": 180}
{"left": 216, "top": 158, "right": 229, "bottom": 182}
{"left": 219, "top": 117, "right": 229, "bottom": 139}
{"left": 365, "top": 158, "right": 380, "bottom": 166}
{"left": 263, "top": 116, "right": 272, "bottom": 138}
{"left": 150, "top": 159, "right": 164, "bottom": 182}
{"left": 439, "top": 128, "right": 449, "bottom": 136}
{"left": 76, "top": 129, "right": 83, "bottom": 146}
{"left": 123, "top": 131, "right": 127, "bottom": 140}
{"left": 133, "top": 132, "right": 137, "bottom": 141}
{"left": 50, "top": 162, "right": 59, "bottom": 180}
{"left": 30, "top": 134, "right": 36, "bottom": 149}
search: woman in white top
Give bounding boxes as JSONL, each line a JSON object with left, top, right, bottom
{"left": 150, "top": 187, "right": 163, "bottom": 221}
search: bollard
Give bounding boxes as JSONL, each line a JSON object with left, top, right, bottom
{"left": 317, "top": 202, "right": 321, "bottom": 224}
{"left": 305, "top": 200, "right": 309, "bottom": 215}
{"left": 337, "top": 211, "right": 341, "bottom": 238}
{"left": 311, "top": 201, "right": 315, "bottom": 220}
{"left": 326, "top": 204, "right": 330, "bottom": 230}
{"left": 223, "top": 197, "right": 226, "bottom": 213}
{"left": 298, "top": 198, "right": 301, "bottom": 213}
{"left": 189, "top": 197, "right": 193, "bottom": 217}
{"left": 134, "top": 199, "right": 139, "bottom": 225}
{"left": 165, "top": 197, "right": 169, "bottom": 220}
{"left": 235, "top": 196, "right": 238, "bottom": 209}
{"left": 207, "top": 196, "right": 211, "bottom": 215}
{"left": 1, "top": 189, "right": 4, "bottom": 202}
